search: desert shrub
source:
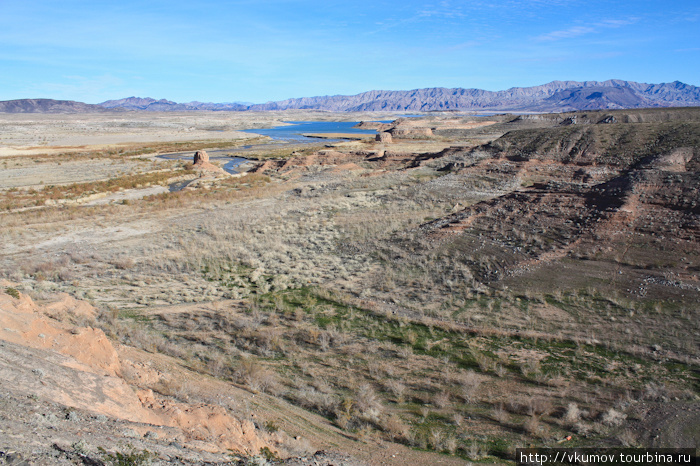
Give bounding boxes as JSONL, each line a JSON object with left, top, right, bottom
{"left": 384, "top": 379, "right": 406, "bottom": 403}
{"left": 564, "top": 402, "right": 581, "bottom": 424}
{"left": 99, "top": 446, "right": 155, "bottom": 466}
{"left": 379, "top": 414, "right": 409, "bottom": 441}
{"left": 5, "top": 287, "right": 20, "bottom": 299}
{"left": 429, "top": 428, "right": 445, "bottom": 451}
{"left": 520, "top": 359, "right": 541, "bottom": 378}
{"left": 235, "top": 357, "right": 279, "bottom": 394}
{"left": 292, "top": 387, "right": 338, "bottom": 417}
{"left": 205, "top": 352, "right": 229, "bottom": 378}
{"left": 528, "top": 397, "right": 553, "bottom": 416}
{"left": 458, "top": 369, "right": 482, "bottom": 403}
{"left": 617, "top": 428, "right": 639, "bottom": 447}
{"left": 444, "top": 434, "right": 458, "bottom": 454}
{"left": 262, "top": 420, "right": 279, "bottom": 433}
{"left": 601, "top": 408, "right": 626, "bottom": 427}
{"left": 524, "top": 415, "right": 541, "bottom": 435}
{"left": 111, "top": 257, "right": 136, "bottom": 270}
{"left": 57, "top": 268, "right": 75, "bottom": 282}
{"left": 354, "top": 383, "right": 382, "bottom": 422}
{"left": 466, "top": 440, "right": 486, "bottom": 460}
{"left": 642, "top": 382, "right": 669, "bottom": 401}
{"left": 492, "top": 404, "right": 509, "bottom": 424}
{"left": 433, "top": 391, "right": 451, "bottom": 408}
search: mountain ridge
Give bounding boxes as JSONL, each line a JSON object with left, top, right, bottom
{"left": 99, "top": 97, "right": 249, "bottom": 112}
{"left": 1, "top": 80, "right": 699, "bottom": 113}
{"left": 0, "top": 98, "right": 110, "bottom": 114}
{"left": 245, "top": 80, "right": 700, "bottom": 112}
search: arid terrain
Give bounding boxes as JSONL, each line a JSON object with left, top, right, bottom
{"left": 0, "top": 108, "right": 698, "bottom": 465}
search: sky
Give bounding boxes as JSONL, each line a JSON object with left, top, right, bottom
{"left": 0, "top": 0, "right": 698, "bottom": 104}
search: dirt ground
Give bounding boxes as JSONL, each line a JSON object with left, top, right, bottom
{"left": 0, "top": 110, "right": 408, "bottom": 157}
{"left": 0, "top": 109, "right": 697, "bottom": 464}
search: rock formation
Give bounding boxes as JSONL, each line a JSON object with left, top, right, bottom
{"left": 193, "top": 150, "right": 210, "bottom": 165}
{"left": 376, "top": 132, "right": 393, "bottom": 143}
{"left": 389, "top": 126, "right": 433, "bottom": 138}
{"left": 191, "top": 149, "right": 226, "bottom": 174}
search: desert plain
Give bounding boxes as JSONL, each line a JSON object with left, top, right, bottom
{"left": 0, "top": 108, "right": 698, "bottom": 465}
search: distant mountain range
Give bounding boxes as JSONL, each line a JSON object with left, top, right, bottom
{"left": 99, "top": 97, "right": 250, "bottom": 112}
{"left": 244, "top": 80, "right": 700, "bottom": 112}
{"left": 1, "top": 80, "right": 699, "bottom": 114}
{"left": 0, "top": 98, "right": 107, "bottom": 113}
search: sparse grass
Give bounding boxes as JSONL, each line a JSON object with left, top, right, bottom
{"left": 0, "top": 166, "right": 193, "bottom": 211}
{"left": 99, "top": 445, "right": 155, "bottom": 466}
{"left": 91, "top": 282, "right": 697, "bottom": 456}
{"left": 2, "top": 109, "right": 699, "bottom": 459}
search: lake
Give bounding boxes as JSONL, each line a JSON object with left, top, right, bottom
{"left": 160, "top": 120, "right": 394, "bottom": 176}
{"left": 241, "top": 120, "right": 390, "bottom": 141}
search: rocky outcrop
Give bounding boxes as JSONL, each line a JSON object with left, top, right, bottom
{"left": 376, "top": 132, "right": 393, "bottom": 143}
{"left": 193, "top": 150, "right": 210, "bottom": 165}
{"left": 355, "top": 121, "right": 393, "bottom": 131}
{"left": 192, "top": 150, "right": 225, "bottom": 174}
{"left": 389, "top": 126, "right": 433, "bottom": 138}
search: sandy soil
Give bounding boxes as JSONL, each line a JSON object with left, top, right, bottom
{"left": 0, "top": 158, "right": 156, "bottom": 188}
{"left": 0, "top": 111, "right": 404, "bottom": 157}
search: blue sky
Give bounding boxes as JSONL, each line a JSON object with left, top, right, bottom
{"left": 1, "top": 0, "right": 698, "bottom": 103}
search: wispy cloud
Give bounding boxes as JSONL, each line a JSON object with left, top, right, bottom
{"left": 537, "top": 26, "right": 595, "bottom": 41}
{"left": 536, "top": 17, "right": 639, "bottom": 41}
{"left": 598, "top": 18, "right": 639, "bottom": 27}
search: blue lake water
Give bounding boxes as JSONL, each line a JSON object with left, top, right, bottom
{"left": 222, "top": 157, "right": 251, "bottom": 173}
{"left": 161, "top": 120, "right": 400, "bottom": 178}
{"left": 241, "top": 121, "right": 390, "bottom": 141}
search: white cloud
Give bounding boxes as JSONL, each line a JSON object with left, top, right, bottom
{"left": 536, "top": 26, "right": 595, "bottom": 41}
{"left": 536, "top": 16, "right": 638, "bottom": 42}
